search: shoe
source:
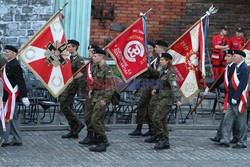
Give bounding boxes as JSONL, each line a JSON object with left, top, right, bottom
{"left": 232, "top": 144, "right": 247, "bottom": 149}
{"left": 79, "top": 131, "right": 95, "bottom": 145}
{"left": 128, "top": 129, "right": 142, "bottom": 136}
{"left": 230, "top": 138, "right": 239, "bottom": 144}
{"left": 154, "top": 135, "right": 170, "bottom": 150}
{"left": 74, "top": 122, "right": 85, "bottom": 135}
{"left": 89, "top": 136, "right": 109, "bottom": 152}
{"left": 214, "top": 142, "right": 229, "bottom": 147}
{"left": 10, "top": 142, "right": 22, "bottom": 146}
{"left": 62, "top": 132, "right": 79, "bottom": 139}
{"left": 141, "top": 130, "right": 154, "bottom": 137}
{"left": 0, "top": 139, "right": 4, "bottom": 147}
{"left": 145, "top": 135, "right": 158, "bottom": 143}
{"left": 2, "top": 142, "right": 22, "bottom": 147}
{"left": 210, "top": 137, "right": 221, "bottom": 142}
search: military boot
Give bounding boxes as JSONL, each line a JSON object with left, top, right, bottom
{"left": 128, "top": 124, "right": 142, "bottom": 136}
{"left": 62, "top": 131, "right": 78, "bottom": 139}
{"left": 79, "top": 131, "right": 94, "bottom": 145}
{"left": 89, "top": 136, "right": 109, "bottom": 152}
{"left": 142, "top": 124, "right": 154, "bottom": 137}
{"left": 154, "top": 135, "right": 170, "bottom": 150}
{"left": 144, "top": 134, "right": 158, "bottom": 143}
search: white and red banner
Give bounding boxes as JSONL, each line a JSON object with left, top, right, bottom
{"left": 106, "top": 18, "right": 148, "bottom": 82}
{"left": 242, "top": 40, "right": 250, "bottom": 67}
{"left": 86, "top": 61, "right": 93, "bottom": 87}
{"left": 167, "top": 19, "right": 205, "bottom": 100}
{"left": 1, "top": 67, "right": 19, "bottom": 122}
{"left": 231, "top": 69, "right": 249, "bottom": 113}
{"left": 19, "top": 15, "right": 73, "bottom": 97}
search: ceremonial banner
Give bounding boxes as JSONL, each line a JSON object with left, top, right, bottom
{"left": 18, "top": 14, "right": 72, "bottom": 97}
{"left": 242, "top": 39, "right": 250, "bottom": 67}
{"left": 106, "top": 18, "right": 148, "bottom": 82}
{"left": 167, "top": 19, "right": 206, "bottom": 100}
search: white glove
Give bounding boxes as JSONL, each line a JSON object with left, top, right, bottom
{"left": 204, "top": 87, "right": 209, "bottom": 95}
{"left": 231, "top": 99, "right": 237, "bottom": 105}
{"left": 22, "top": 97, "right": 30, "bottom": 107}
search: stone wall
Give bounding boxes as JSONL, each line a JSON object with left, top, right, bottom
{"left": 0, "top": 0, "right": 53, "bottom": 48}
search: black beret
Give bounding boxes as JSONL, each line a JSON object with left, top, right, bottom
{"left": 236, "top": 27, "right": 244, "bottom": 33}
{"left": 147, "top": 41, "right": 155, "bottom": 48}
{"left": 155, "top": 40, "right": 168, "bottom": 47}
{"left": 224, "top": 50, "right": 233, "bottom": 55}
{"left": 233, "top": 50, "right": 246, "bottom": 57}
{"left": 161, "top": 52, "right": 172, "bottom": 60}
{"left": 67, "top": 39, "right": 80, "bottom": 46}
{"left": 88, "top": 44, "right": 101, "bottom": 50}
{"left": 5, "top": 45, "right": 18, "bottom": 53}
{"left": 220, "top": 25, "right": 228, "bottom": 30}
{"left": 93, "top": 48, "right": 106, "bottom": 56}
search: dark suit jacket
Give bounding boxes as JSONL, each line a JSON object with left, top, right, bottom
{"left": 3, "top": 58, "right": 27, "bottom": 102}
{"left": 228, "top": 61, "right": 249, "bottom": 105}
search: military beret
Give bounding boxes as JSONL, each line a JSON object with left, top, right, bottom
{"left": 233, "top": 50, "right": 246, "bottom": 57}
{"left": 236, "top": 27, "right": 244, "bottom": 33}
{"left": 161, "top": 52, "right": 172, "bottom": 60}
{"left": 220, "top": 25, "right": 228, "bottom": 30}
{"left": 224, "top": 50, "right": 233, "bottom": 55}
{"left": 67, "top": 39, "right": 80, "bottom": 46}
{"left": 88, "top": 44, "right": 101, "bottom": 50}
{"left": 147, "top": 41, "right": 155, "bottom": 48}
{"left": 93, "top": 48, "right": 106, "bottom": 56}
{"left": 155, "top": 40, "right": 168, "bottom": 47}
{"left": 5, "top": 45, "right": 18, "bottom": 53}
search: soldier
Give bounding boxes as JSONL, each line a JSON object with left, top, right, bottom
{"left": 204, "top": 50, "right": 238, "bottom": 143}
{"left": 79, "top": 44, "right": 100, "bottom": 145}
{"left": 0, "top": 45, "right": 30, "bottom": 147}
{"left": 216, "top": 50, "right": 249, "bottom": 148}
{"left": 60, "top": 39, "right": 85, "bottom": 139}
{"left": 148, "top": 53, "right": 182, "bottom": 150}
{"left": 229, "top": 27, "right": 246, "bottom": 50}
{"left": 88, "top": 48, "right": 114, "bottom": 152}
{"left": 129, "top": 41, "right": 156, "bottom": 137}
{"left": 211, "top": 25, "right": 230, "bottom": 79}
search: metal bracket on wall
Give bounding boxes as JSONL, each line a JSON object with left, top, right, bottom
{"left": 92, "top": 5, "right": 115, "bottom": 21}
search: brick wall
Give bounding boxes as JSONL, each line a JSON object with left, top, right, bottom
{"left": 0, "top": 0, "right": 53, "bottom": 48}
{"left": 90, "top": 0, "right": 250, "bottom": 48}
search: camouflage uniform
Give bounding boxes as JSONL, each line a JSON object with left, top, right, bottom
{"left": 151, "top": 67, "right": 181, "bottom": 142}
{"left": 89, "top": 62, "right": 114, "bottom": 138}
{"left": 60, "top": 53, "right": 85, "bottom": 132}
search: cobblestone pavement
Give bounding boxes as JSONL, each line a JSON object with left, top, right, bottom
{"left": 0, "top": 129, "right": 250, "bottom": 167}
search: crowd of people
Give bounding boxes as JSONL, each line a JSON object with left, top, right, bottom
{"left": 0, "top": 25, "right": 248, "bottom": 152}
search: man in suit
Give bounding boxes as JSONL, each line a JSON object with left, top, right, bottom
{"left": 216, "top": 50, "right": 249, "bottom": 148}
{"left": 0, "top": 45, "right": 30, "bottom": 146}
{"left": 205, "top": 50, "right": 238, "bottom": 143}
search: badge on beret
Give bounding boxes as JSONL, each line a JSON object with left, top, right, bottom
{"left": 172, "top": 80, "right": 177, "bottom": 86}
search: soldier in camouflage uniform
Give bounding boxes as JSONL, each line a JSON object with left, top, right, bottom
{"left": 61, "top": 40, "right": 85, "bottom": 139}
{"left": 144, "top": 40, "right": 168, "bottom": 142}
{"left": 129, "top": 41, "right": 157, "bottom": 137}
{"left": 146, "top": 53, "right": 182, "bottom": 150}
{"left": 87, "top": 48, "right": 114, "bottom": 152}
{"left": 79, "top": 44, "right": 100, "bottom": 145}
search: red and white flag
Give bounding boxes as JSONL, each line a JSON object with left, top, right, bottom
{"left": 242, "top": 39, "right": 250, "bottom": 67}
{"left": 1, "top": 67, "right": 19, "bottom": 124}
{"left": 167, "top": 19, "right": 205, "bottom": 100}
{"left": 231, "top": 69, "right": 249, "bottom": 113}
{"left": 19, "top": 14, "right": 73, "bottom": 97}
{"left": 106, "top": 18, "right": 148, "bottom": 82}
{"left": 86, "top": 61, "right": 94, "bottom": 87}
